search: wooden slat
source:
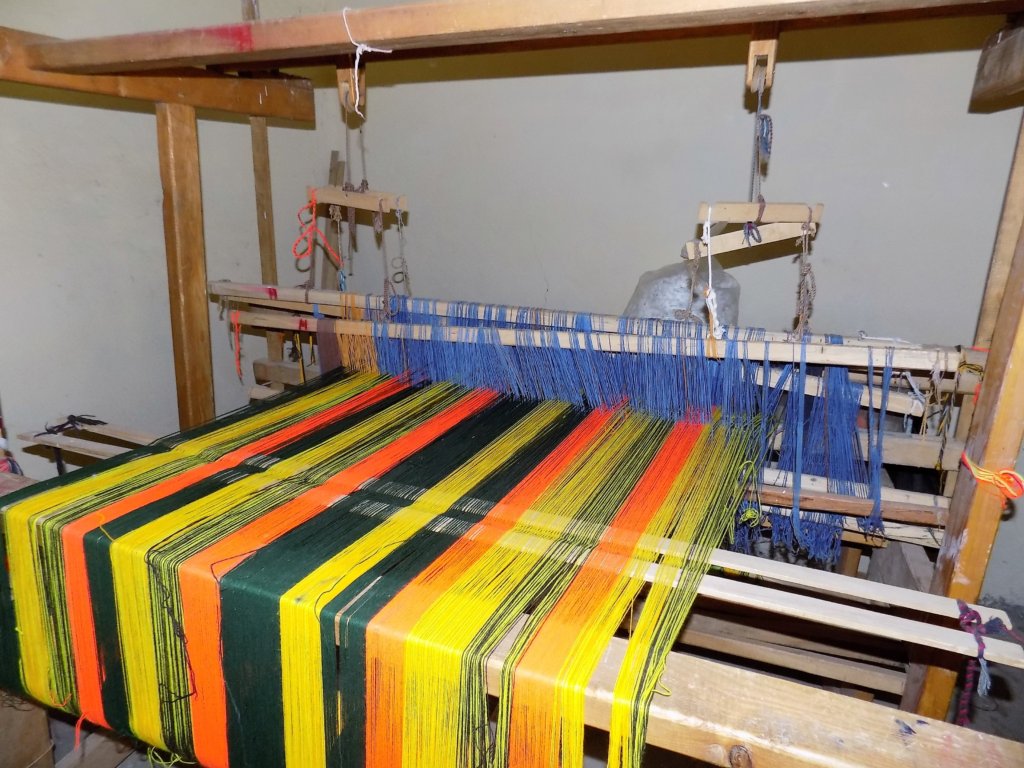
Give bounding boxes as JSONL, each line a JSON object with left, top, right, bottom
{"left": 234, "top": 308, "right": 967, "bottom": 373}
{"left": 481, "top": 618, "right": 1024, "bottom": 767}
{"left": 311, "top": 185, "right": 407, "bottom": 213}
{"left": 156, "top": 103, "right": 215, "bottom": 430}
{"left": 24, "top": 1, "right": 1011, "bottom": 74}
{"left": 909, "top": 181, "right": 1024, "bottom": 718}
{"left": 0, "top": 27, "right": 313, "bottom": 121}
{"left": 972, "top": 22, "right": 1024, "bottom": 104}
{"left": 698, "top": 201, "right": 824, "bottom": 224}
{"left": 684, "top": 221, "right": 813, "bottom": 260}
{"left": 17, "top": 432, "right": 129, "bottom": 460}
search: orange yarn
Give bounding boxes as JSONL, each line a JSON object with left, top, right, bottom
{"left": 960, "top": 451, "right": 1024, "bottom": 499}
{"left": 292, "top": 191, "right": 343, "bottom": 270}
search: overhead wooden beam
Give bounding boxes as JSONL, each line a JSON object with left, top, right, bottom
{"left": 24, "top": 0, "right": 1012, "bottom": 74}
{"left": 971, "top": 20, "right": 1024, "bottom": 104}
{"left": 0, "top": 27, "right": 313, "bottom": 121}
{"left": 156, "top": 103, "right": 215, "bottom": 430}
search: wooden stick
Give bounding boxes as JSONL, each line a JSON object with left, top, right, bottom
{"left": 48, "top": 421, "right": 157, "bottom": 446}
{"left": 17, "top": 432, "right": 129, "bottom": 460}
{"left": 232, "top": 307, "right": 968, "bottom": 374}
{"left": 0, "top": 27, "right": 314, "bottom": 121}
{"left": 698, "top": 201, "right": 824, "bottom": 225}
{"left": 683, "top": 221, "right": 813, "bottom": 260}
{"left": 310, "top": 185, "right": 407, "bottom": 213}
{"left": 24, "top": 1, "right": 1010, "bottom": 73}
{"left": 710, "top": 548, "right": 1007, "bottom": 627}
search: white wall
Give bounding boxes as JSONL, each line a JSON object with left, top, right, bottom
{"left": 1, "top": 3, "right": 1021, "bottom": 604}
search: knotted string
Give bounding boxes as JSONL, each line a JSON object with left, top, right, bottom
{"left": 955, "top": 600, "right": 1024, "bottom": 725}
{"left": 794, "top": 206, "right": 816, "bottom": 337}
{"left": 292, "top": 191, "right": 343, "bottom": 272}
{"left": 342, "top": 7, "right": 393, "bottom": 118}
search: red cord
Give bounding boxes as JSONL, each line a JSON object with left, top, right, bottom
{"left": 291, "top": 191, "right": 343, "bottom": 271}
{"left": 961, "top": 451, "right": 1024, "bottom": 499}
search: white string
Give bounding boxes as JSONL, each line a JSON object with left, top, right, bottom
{"left": 342, "top": 7, "right": 393, "bottom": 118}
{"left": 701, "top": 206, "right": 724, "bottom": 340}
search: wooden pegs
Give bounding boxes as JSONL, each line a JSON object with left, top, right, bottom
{"left": 336, "top": 62, "right": 365, "bottom": 114}
{"left": 746, "top": 23, "right": 779, "bottom": 92}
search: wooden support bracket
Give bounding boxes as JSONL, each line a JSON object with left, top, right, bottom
{"left": 311, "top": 185, "right": 407, "bottom": 213}
{"left": 746, "top": 22, "right": 779, "bottom": 91}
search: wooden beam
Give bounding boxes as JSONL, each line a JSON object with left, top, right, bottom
{"left": 17, "top": 432, "right": 130, "bottom": 460}
{"left": 24, "top": 1, "right": 1012, "bottom": 74}
{"left": 908, "top": 190, "right": 1024, "bottom": 718}
{"left": 684, "top": 222, "right": 813, "bottom": 260}
{"left": 482, "top": 618, "right": 1024, "bottom": 767}
{"left": 233, "top": 308, "right": 968, "bottom": 373}
{"left": 972, "top": 21, "right": 1024, "bottom": 104}
{"left": 156, "top": 103, "right": 215, "bottom": 430}
{"left": 0, "top": 27, "right": 313, "bottom": 121}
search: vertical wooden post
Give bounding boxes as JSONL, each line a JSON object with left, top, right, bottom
{"left": 156, "top": 102, "right": 215, "bottom": 429}
{"left": 243, "top": 0, "right": 284, "bottom": 363}
{"left": 904, "top": 204, "right": 1024, "bottom": 718}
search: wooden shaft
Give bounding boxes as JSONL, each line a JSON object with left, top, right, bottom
{"left": 156, "top": 103, "right": 215, "bottom": 430}
{"left": 24, "top": 1, "right": 1012, "bottom": 74}
{"left": 0, "top": 27, "right": 313, "bottom": 121}
{"left": 232, "top": 307, "right": 968, "bottom": 374}
{"left": 908, "top": 186, "right": 1024, "bottom": 718}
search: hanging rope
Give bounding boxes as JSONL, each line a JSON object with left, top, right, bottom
{"left": 794, "top": 206, "right": 816, "bottom": 338}
{"left": 292, "top": 191, "right": 343, "bottom": 272}
{"left": 960, "top": 452, "right": 1024, "bottom": 500}
{"left": 341, "top": 7, "right": 393, "bottom": 119}
{"left": 701, "top": 206, "right": 725, "bottom": 341}
{"left": 744, "top": 71, "right": 773, "bottom": 246}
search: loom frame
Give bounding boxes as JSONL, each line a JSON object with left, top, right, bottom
{"left": 3, "top": 1, "right": 1024, "bottom": 766}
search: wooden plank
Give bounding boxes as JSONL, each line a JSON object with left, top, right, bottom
{"left": 212, "top": 280, "right": 961, "bottom": 354}
{"left": 233, "top": 308, "right": 967, "bottom": 373}
{"left": 482, "top": 619, "right": 1024, "bottom": 767}
{"left": 311, "top": 185, "right": 407, "bottom": 213}
{"left": 0, "top": 27, "right": 313, "bottom": 121}
{"left": 24, "top": 1, "right": 1011, "bottom": 73}
{"left": 680, "top": 618, "right": 905, "bottom": 695}
{"left": 908, "top": 185, "right": 1024, "bottom": 718}
{"left": 0, "top": 694, "right": 53, "bottom": 768}
{"left": 17, "top": 432, "right": 129, "bottom": 460}
{"left": 972, "top": 22, "right": 1024, "bottom": 104}
{"left": 684, "top": 221, "right": 812, "bottom": 260}
{"left": 698, "top": 201, "right": 824, "bottom": 225}
{"left": 156, "top": 103, "right": 215, "bottom": 430}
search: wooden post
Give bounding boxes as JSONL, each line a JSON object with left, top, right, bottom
{"left": 155, "top": 102, "right": 215, "bottom": 429}
{"left": 242, "top": 0, "right": 284, "bottom": 364}
{"left": 904, "top": 190, "right": 1024, "bottom": 718}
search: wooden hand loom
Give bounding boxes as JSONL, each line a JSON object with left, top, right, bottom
{"left": 5, "top": 2, "right": 1024, "bottom": 767}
